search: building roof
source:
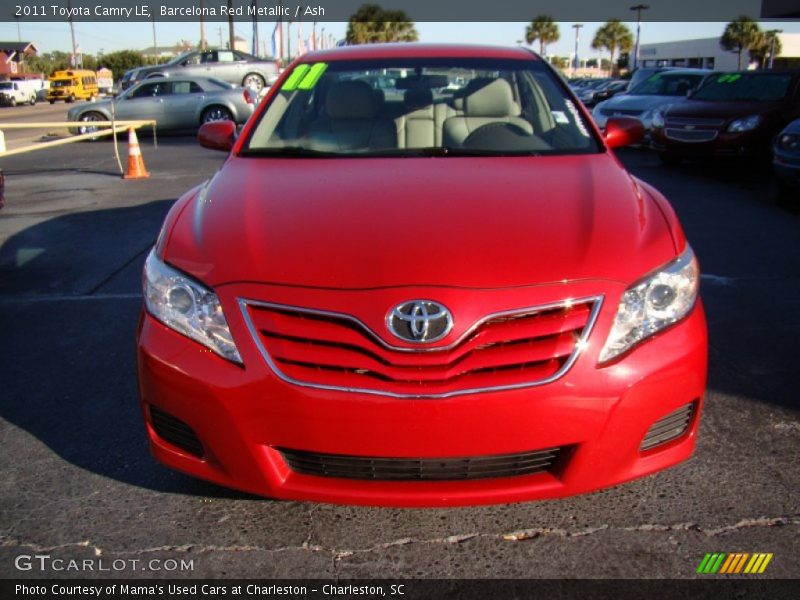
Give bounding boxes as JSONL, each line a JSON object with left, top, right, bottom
{"left": 0, "top": 42, "right": 37, "bottom": 54}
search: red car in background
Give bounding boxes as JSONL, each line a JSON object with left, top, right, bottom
{"left": 137, "top": 44, "right": 707, "bottom": 506}
{"left": 651, "top": 70, "right": 800, "bottom": 165}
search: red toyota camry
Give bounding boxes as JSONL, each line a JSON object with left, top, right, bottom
{"left": 137, "top": 44, "right": 708, "bottom": 506}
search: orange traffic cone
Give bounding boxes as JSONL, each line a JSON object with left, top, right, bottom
{"left": 124, "top": 128, "right": 150, "bottom": 179}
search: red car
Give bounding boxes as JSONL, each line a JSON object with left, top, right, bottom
{"left": 137, "top": 44, "right": 707, "bottom": 507}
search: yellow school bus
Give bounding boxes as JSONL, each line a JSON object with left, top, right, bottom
{"left": 47, "top": 70, "right": 99, "bottom": 103}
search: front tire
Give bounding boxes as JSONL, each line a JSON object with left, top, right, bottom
{"left": 76, "top": 111, "right": 105, "bottom": 136}
{"left": 66, "top": 94, "right": 75, "bottom": 103}
{"left": 8, "top": 97, "right": 16, "bottom": 107}
{"left": 200, "top": 105, "right": 234, "bottom": 124}
{"left": 29, "top": 95, "right": 36, "bottom": 105}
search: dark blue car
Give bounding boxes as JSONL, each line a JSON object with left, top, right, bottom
{"left": 774, "top": 118, "right": 800, "bottom": 193}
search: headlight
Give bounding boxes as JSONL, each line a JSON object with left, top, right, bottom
{"left": 776, "top": 133, "right": 799, "bottom": 151}
{"left": 599, "top": 246, "right": 699, "bottom": 364}
{"left": 143, "top": 250, "right": 242, "bottom": 363}
{"left": 727, "top": 115, "right": 762, "bottom": 133}
{"left": 651, "top": 106, "right": 670, "bottom": 129}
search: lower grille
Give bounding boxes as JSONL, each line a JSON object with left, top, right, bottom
{"left": 279, "top": 446, "right": 566, "bottom": 481}
{"left": 665, "top": 128, "right": 718, "bottom": 142}
{"left": 149, "top": 405, "right": 204, "bottom": 457}
{"left": 640, "top": 402, "right": 696, "bottom": 451}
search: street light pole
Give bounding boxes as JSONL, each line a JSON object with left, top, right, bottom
{"left": 767, "top": 29, "right": 782, "bottom": 69}
{"left": 630, "top": 4, "right": 649, "bottom": 71}
{"left": 572, "top": 23, "right": 583, "bottom": 77}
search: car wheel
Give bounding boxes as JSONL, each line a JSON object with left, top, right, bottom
{"left": 8, "top": 97, "right": 16, "bottom": 107}
{"left": 76, "top": 111, "right": 105, "bottom": 136}
{"left": 49, "top": 100, "right": 55, "bottom": 104}
{"left": 66, "top": 94, "right": 75, "bottom": 103}
{"left": 201, "top": 106, "right": 234, "bottom": 124}
{"left": 658, "top": 152, "right": 682, "bottom": 166}
{"left": 29, "top": 95, "right": 36, "bottom": 105}
{"left": 242, "top": 73, "right": 266, "bottom": 92}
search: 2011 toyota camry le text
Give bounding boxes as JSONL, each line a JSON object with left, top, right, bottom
{"left": 136, "top": 44, "right": 708, "bottom": 507}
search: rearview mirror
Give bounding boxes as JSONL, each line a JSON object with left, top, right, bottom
{"left": 604, "top": 117, "right": 644, "bottom": 149}
{"left": 198, "top": 120, "right": 236, "bottom": 152}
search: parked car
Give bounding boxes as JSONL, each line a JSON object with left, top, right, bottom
{"left": 584, "top": 80, "right": 629, "bottom": 107}
{"left": 120, "top": 49, "right": 279, "bottom": 93}
{"left": 773, "top": 118, "right": 800, "bottom": 192}
{"left": 652, "top": 70, "right": 800, "bottom": 165}
{"left": 575, "top": 78, "right": 612, "bottom": 104}
{"left": 593, "top": 69, "right": 709, "bottom": 133}
{"left": 137, "top": 44, "right": 707, "bottom": 506}
{"left": 67, "top": 77, "right": 254, "bottom": 134}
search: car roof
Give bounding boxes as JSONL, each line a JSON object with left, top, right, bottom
{"left": 300, "top": 43, "right": 538, "bottom": 63}
{"left": 132, "top": 76, "right": 233, "bottom": 86}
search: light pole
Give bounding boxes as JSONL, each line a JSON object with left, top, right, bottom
{"left": 767, "top": 29, "right": 782, "bottom": 69}
{"left": 630, "top": 4, "right": 649, "bottom": 71}
{"left": 572, "top": 23, "right": 583, "bottom": 77}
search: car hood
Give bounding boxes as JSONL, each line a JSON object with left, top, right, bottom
{"left": 164, "top": 153, "right": 677, "bottom": 289}
{"left": 597, "top": 94, "right": 682, "bottom": 113}
{"left": 781, "top": 118, "right": 800, "bottom": 135}
{"left": 666, "top": 99, "right": 784, "bottom": 119}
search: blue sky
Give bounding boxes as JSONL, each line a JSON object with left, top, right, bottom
{"left": 2, "top": 21, "right": 799, "bottom": 58}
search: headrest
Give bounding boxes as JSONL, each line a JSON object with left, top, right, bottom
{"left": 464, "top": 79, "right": 517, "bottom": 118}
{"left": 404, "top": 88, "right": 433, "bottom": 111}
{"left": 326, "top": 80, "right": 377, "bottom": 119}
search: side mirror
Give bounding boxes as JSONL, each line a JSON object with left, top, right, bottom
{"left": 604, "top": 117, "right": 645, "bottom": 149}
{"left": 198, "top": 120, "right": 236, "bottom": 152}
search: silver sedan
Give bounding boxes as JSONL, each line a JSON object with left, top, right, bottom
{"left": 68, "top": 77, "right": 254, "bottom": 134}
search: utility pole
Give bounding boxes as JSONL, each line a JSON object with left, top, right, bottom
{"left": 630, "top": 4, "right": 650, "bottom": 71}
{"left": 320, "top": 26, "right": 325, "bottom": 50}
{"left": 227, "top": 0, "right": 235, "bottom": 51}
{"left": 199, "top": 0, "right": 206, "bottom": 50}
{"left": 151, "top": 15, "right": 157, "bottom": 65}
{"left": 252, "top": 0, "right": 259, "bottom": 56}
{"left": 287, "top": 20, "right": 292, "bottom": 61}
{"left": 572, "top": 23, "right": 583, "bottom": 77}
{"left": 67, "top": 0, "right": 79, "bottom": 67}
{"left": 14, "top": 16, "right": 20, "bottom": 42}
{"left": 218, "top": 26, "right": 223, "bottom": 48}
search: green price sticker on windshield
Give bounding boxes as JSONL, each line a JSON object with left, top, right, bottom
{"left": 282, "top": 63, "right": 328, "bottom": 91}
{"left": 717, "top": 73, "right": 741, "bottom": 83}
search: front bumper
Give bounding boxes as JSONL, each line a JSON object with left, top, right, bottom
{"left": 773, "top": 152, "right": 800, "bottom": 188}
{"left": 137, "top": 280, "right": 708, "bottom": 507}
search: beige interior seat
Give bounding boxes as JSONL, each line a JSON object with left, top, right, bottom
{"left": 308, "top": 81, "right": 397, "bottom": 151}
{"left": 442, "top": 79, "right": 533, "bottom": 147}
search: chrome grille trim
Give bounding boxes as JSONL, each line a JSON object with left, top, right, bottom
{"left": 664, "top": 117, "right": 725, "bottom": 127}
{"left": 665, "top": 129, "right": 718, "bottom": 143}
{"left": 238, "top": 295, "right": 604, "bottom": 399}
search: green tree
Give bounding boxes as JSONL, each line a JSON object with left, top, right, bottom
{"left": 525, "top": 15, "right": 560, "bottom": 57}
{"left": 591, "top": 20, "right": 634, "bottom": 76}
{"left": 551, "top": 56, "right": 570, "bottom": 69}
{"left": 749, "top": 29, "right": 782, "bottom": 68}
{"left": 720, "top": 16, "right": 762, "bottom": 70}
{"left": 345, "top": 4, "right": 418, "bottom": 44}
{"left": 97, "top": 50, "right": 147, "bottom": 81}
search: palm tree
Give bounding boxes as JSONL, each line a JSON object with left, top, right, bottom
{"left": 749, "top": 29, "right": 783, "bottom": 69}
{"left": 720, "top": 16, "right": 762, "bottom": 70}
{"left": 591, "top": 21, "right": 634, "bottom": 76}
{"left": 346, "top": 4, "right": 418, "bottom": 44}
{"left": 525, "top": 16, "right": 560, "bottom": 57}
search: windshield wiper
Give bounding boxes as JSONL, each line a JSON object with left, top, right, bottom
{"left": 238, "top": 146, "right": 342, "bottom": 158}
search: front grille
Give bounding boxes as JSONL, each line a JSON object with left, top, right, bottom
{"left": 665, "top": 128, "right": 718, "bottom": 142}
{"left": 241, "top": 298, "right": 600, "bottom": 398}
{"left": 280, "top": 446, "right": 566, "bottom": 481}
{"left": 665, "top": 117, "right": 725, "bottom": 127}
{"left": 640, "top": 402, "right": 696, "bottom": 451}
{"left": 149, "top": 405, "right": 204, "bottom": 457}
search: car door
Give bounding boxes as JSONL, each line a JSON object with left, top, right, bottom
{"left": 115, "top": 81, "right": 172, "bottom": 126}
{"left": 165, "top": 80, "right": 206, "bottom": 128}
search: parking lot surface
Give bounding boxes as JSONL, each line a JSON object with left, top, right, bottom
{"left": 0, "top": 135, "right": 798, "bottom": 578}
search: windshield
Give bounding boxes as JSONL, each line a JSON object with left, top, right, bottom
{"left": 692, "top": 73, "right": 793, "bottom": 102}
{"left": 629, "top": 73, "right": 705, "bottom": 96}
{"left": 52, "top": 79, "right": 75, "bottom": 88}
{"left": 0, "top": 82, "right": 12, "bottom": 90}
{"left": 243, "top": 58, "right": 599, "bottom": 157}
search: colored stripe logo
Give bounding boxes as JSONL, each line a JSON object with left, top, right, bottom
{"left": 697, "top": 553, "right": 773, "bottom": 574}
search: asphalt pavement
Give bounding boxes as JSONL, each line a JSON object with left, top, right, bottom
{"left": 0, "top": 138, "right": 797, "bottom": 580}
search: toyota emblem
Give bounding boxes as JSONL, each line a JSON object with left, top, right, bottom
{"left": 387, "top": 301, "right": 453, "bottom": 343}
